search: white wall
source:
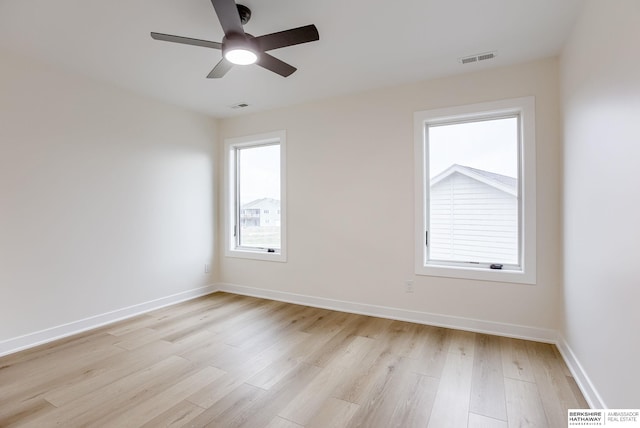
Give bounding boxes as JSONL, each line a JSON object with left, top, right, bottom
{"left": 560, "top": 0, "right": 640, "bottom": 408}
{"left": 219, "top": 58, "right": 563, "bottom": 333}
{"left": 0, "top": 49, "right": 217, "bottom": 345}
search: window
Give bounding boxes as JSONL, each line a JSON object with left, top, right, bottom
{"left": 225, "top": 131, "right": 286, "bottom": 262}
{"left": 414, "top": 97, "right": 536, "bottom": 284}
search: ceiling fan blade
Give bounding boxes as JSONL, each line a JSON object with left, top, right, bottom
{"left": 207, "top": 58, "right": 234, "bottom": 78}
{"left": 256, "top": 53, "right": 296, "bottom": 77}
{"left": 211, "top": 0, "right": 245, "bottom": 36}
{"left": 255, "top": 25, "right": 319, "bottom": 51}
{"left": 151, "top": 32, "right": 222, "bottom": 49}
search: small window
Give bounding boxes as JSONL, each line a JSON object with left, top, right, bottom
{"left": 414, "top": 97, "right": 536, "bottom": 284}
{"left": 225, "top": 131, "right": 286, "bottom": 262}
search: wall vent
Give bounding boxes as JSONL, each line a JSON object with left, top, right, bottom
{"left": 459, "top": 51, "right": 497, "bottom": 65}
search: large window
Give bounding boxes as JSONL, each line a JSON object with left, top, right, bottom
{"left": 225, "top": 131, "right": 286, "bottom": 261}
{"left": 414, "top": 97, "right": 536, "bottom": 284}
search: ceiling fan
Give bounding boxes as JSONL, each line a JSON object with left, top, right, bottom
{"left": 151, "top": 0, "right": 319, "bottom": 78}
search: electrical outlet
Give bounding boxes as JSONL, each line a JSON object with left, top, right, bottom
{"left": 204, "top": 263, "right": 210, "bottom": 274}
{"left": 405, "top": 280, "right": 414, "bottom": 293}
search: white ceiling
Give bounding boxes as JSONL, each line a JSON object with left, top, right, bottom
{"left": 0, "top": 0, "right": 584, "bottom": 118}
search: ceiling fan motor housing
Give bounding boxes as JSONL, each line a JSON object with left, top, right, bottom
{"left": 222, "top": 33, "right": 259, "bottom": 57}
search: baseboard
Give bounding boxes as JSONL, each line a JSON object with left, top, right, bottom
{"left": 217, "top": 283, "right": 614, "bottom": 405}
{"left": 0, "top": 284, "right": 219, "bottom": 358}
{"left": 2, "top": 281, "right": 601, "bottom": 409}
{"left": 556, "top": 334, "right": 606, "bottom": 409}
{"left": 216, "top": 282, "right": 558, "bottom": 344}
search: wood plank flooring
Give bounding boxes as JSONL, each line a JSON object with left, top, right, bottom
{"left": 0, "top": 292, "right": 588, "bottom": 427}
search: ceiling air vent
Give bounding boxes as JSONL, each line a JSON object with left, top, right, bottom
{"left": 459, "top": 51, "right": 497, "bottom": 65}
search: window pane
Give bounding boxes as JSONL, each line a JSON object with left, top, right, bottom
{"left": 428, "top": 116, "right": 519, "bottom": 265}
{"left": 238, "top": 144, "right": 281, "bottom": 250}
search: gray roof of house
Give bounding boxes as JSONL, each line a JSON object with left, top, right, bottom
{"left": 432, "top": 164, "right": 517, "bottom": 195}
{"left": 457, "top": 164, "right": 517, "bottom": 189}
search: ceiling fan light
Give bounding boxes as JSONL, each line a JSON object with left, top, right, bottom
{"left": 224, "top": 48, "right": 257, "bottom": 65}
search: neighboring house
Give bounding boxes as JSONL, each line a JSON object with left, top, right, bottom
{"left": 429, "top": 164, "right": 518, "bottom": 264}
{"left": 241, "top": 198, "right": 281, "bottom": 227}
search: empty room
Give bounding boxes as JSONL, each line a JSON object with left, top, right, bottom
{"left": 1, "top": 0, "right": 638, "bottom": 427}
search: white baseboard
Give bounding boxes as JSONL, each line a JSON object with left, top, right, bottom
{"left": 218, "top": 283, "right": 612, "bottom": 407}
{"left": 2, "top": 281, "right": 602, "bottom": 411}
{"left": 217, "top": 283, "right": 610, "bottom": 408}
{"left": 0, "top": 284, "right": 219, "bottom": 358}
{"left": 556, "top": 334, "right": 606, "bottom": 409}
{"left": 216, "top": 282, "right": 558, "bottom": 343}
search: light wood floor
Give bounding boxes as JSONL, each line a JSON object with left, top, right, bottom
{"left": 0, "top": 292, "right": 588, "bottom": 427}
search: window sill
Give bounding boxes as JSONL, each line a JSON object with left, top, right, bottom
{"left": 416, "top": 264, "right": 536, "bottom": 285}
{"left": 225, "top": 248, "right": 287, "bottom": 263}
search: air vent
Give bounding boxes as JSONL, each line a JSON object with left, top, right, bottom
{"left": 459, "top": 51, "right": 497, "bottom": 65}
{"left": 230, "top": 103, "right": 250, "bottom": 109}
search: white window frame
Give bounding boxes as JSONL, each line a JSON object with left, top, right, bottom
{"left": 414, "top": 97, "right": 536, "bottom": 284}
{"left": 224, "top": 130, "right": 287, "bottom": 262}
